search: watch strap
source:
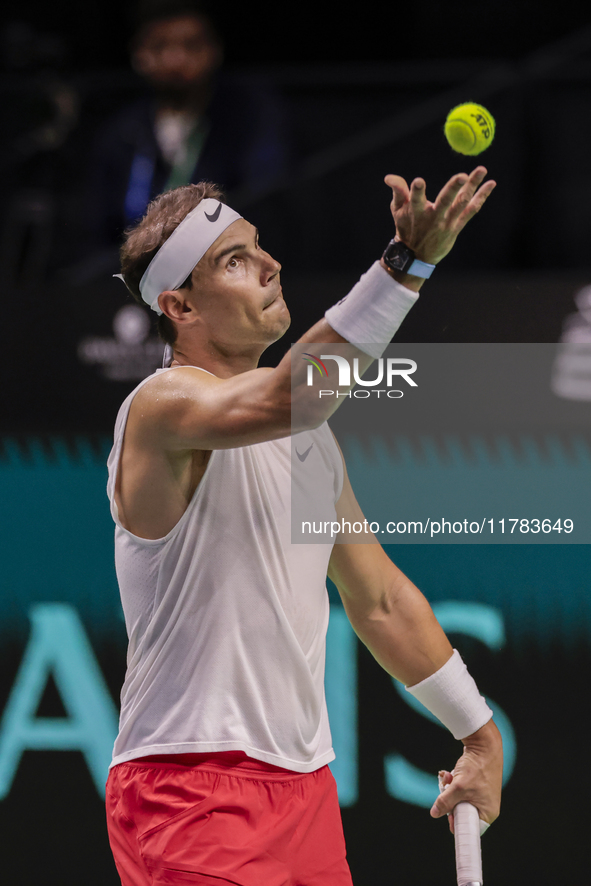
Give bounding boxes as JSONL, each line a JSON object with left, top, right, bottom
{"left": 407, "top": 257, "right": 436, "bottom": 278}
{"left": 382, "top": 239, "right": 436, "bottom": 279}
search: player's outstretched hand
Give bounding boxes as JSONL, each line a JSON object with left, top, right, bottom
{"left": 429, "top": 718, "right": 503, "bottom": 834}
{"left": 384, "top": 167, "right": 496, "bottom": 266}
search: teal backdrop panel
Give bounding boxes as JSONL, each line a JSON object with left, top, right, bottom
{"left": 1, "top": 436, "right": 590, "bottom": 646}
{"left": 0, "top": 438, "right": 122, "bottom": 641}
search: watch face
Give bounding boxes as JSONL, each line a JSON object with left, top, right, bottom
{"left": 387, "top": 251, "right": 408, "bottom": 271}
{"left": 384, "top": 241, "right": 413, "bottom": 272}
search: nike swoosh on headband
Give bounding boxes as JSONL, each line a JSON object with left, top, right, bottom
{"left": 205, "top": 204, "right": 222, "bottom": 222}
{"left": 137, "top": 199, "right": 242, "bottom": 314}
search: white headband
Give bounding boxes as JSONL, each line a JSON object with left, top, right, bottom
{"left": 138, "top": 198, "right": 242, "bottom": 314}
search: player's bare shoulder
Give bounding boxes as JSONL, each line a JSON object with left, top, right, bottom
{"left": 127, "top": 361, "right": 282, "bottom": 452}
{"left": 116, "top": 367, "right": 216, "bottom": 539}
{"left": 127, "top": 366, "right": 219, "bottom": 452}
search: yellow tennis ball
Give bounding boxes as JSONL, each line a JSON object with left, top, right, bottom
{"left": 444, "top": 103, "right": 495, "bottom": 155}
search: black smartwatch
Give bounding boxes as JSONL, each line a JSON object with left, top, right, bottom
{"left": 382, "top": 240, "right": 436, "bottom": 278}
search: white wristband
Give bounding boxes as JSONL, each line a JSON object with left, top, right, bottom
{"left": 405, "top": 649, "right": 493, "bottom": 740}
{"left": 324, "top": 261, "right": 419, "bottom": 360}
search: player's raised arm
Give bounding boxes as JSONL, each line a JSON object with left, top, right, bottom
{"left": 119, "top": 171, "right": 495, "bottom": 452}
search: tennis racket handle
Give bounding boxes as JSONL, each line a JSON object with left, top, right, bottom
{"left": 453, "top": 802, "right": 482, "bottom": 886}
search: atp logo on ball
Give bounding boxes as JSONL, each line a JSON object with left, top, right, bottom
{"left": 444, "top": 102, "right": 496, "bottom": 156}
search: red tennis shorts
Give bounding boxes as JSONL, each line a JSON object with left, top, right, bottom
{"left": 106, "top": 751, "right": 353, "bottom": 886}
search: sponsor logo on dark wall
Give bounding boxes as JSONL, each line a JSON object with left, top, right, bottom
{"left": 77, "top": 305, "right": 164, "bottom": 381}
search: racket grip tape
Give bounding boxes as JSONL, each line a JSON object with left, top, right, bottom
{"left": 453, "top": 801, "right": 483, "bottom": 886}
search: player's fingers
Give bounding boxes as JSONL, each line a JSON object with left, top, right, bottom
{"left": 409, "top": 177, "right": 427, "bottom": 210}
{"left": 438, "top": 769, "right": 453, "bottom": 789}
{"left": 430, "top": 794, "right": 448, "bottom": 818}
{"left": 446, "top": 167, "right": 490, "bottom": 220}
{"left": 446, "top": 166, "right": 492, "bottom": 223}
{"left": 433, "top": 172, "right": 469, "bottom": 213}
{"left": 384, "top": 174, "right": 410, "bottom": 210}
{"left": 384, "top": 173, "right": 409, "bottom": 191}
{"left": 433, "top": 768, "right": 454, "bottom": 821}
{"left": 431, "top": 792, "right": 453, "bottom": 818}
{"left": 431, "top": 775, "right": 470, "bottom": 819}
{"left": 454, "top": 180, "right": 497, "bottom": 228}
{"left": 466, "top": 165, "right": 488, "bottom": 189}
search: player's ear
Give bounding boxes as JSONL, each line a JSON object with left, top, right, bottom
{"left": 158, "top": 291, "right": 196, "bottom": 323}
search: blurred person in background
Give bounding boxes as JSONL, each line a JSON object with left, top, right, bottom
{"left": 85, "top": 0, "right": 291, "bottom": 251}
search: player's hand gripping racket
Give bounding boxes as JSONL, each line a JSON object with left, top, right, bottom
{"left": 438, "top": 773, "right": 483, "bottom": 886}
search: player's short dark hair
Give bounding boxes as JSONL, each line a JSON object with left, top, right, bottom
{"left": 119, "top": 181, "right": 225, "bottom": 347}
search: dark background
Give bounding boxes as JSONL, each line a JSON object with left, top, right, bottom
{"left": 1, "top": 2, "right": 591, "bottom": 884}
{"left": 3, "top": 0, "right": 591, "bottom": 68}
{"left": 4, "top": 2, "right": 591, "bottom": 436}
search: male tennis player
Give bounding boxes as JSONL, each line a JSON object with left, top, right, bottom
{"left": 106, "top": 170, "right": 502, "bottom": 886}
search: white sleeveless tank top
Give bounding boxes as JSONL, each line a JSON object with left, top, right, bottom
{"left": 106, "top": 366, "right": 343, "bottom": 771}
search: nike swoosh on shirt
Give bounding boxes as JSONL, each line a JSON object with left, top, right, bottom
{"left": 295, "top": 443, "right": 314, "bottom": 462}
{"left": 205, "top": 204, "right": 222, "bottom": 222}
